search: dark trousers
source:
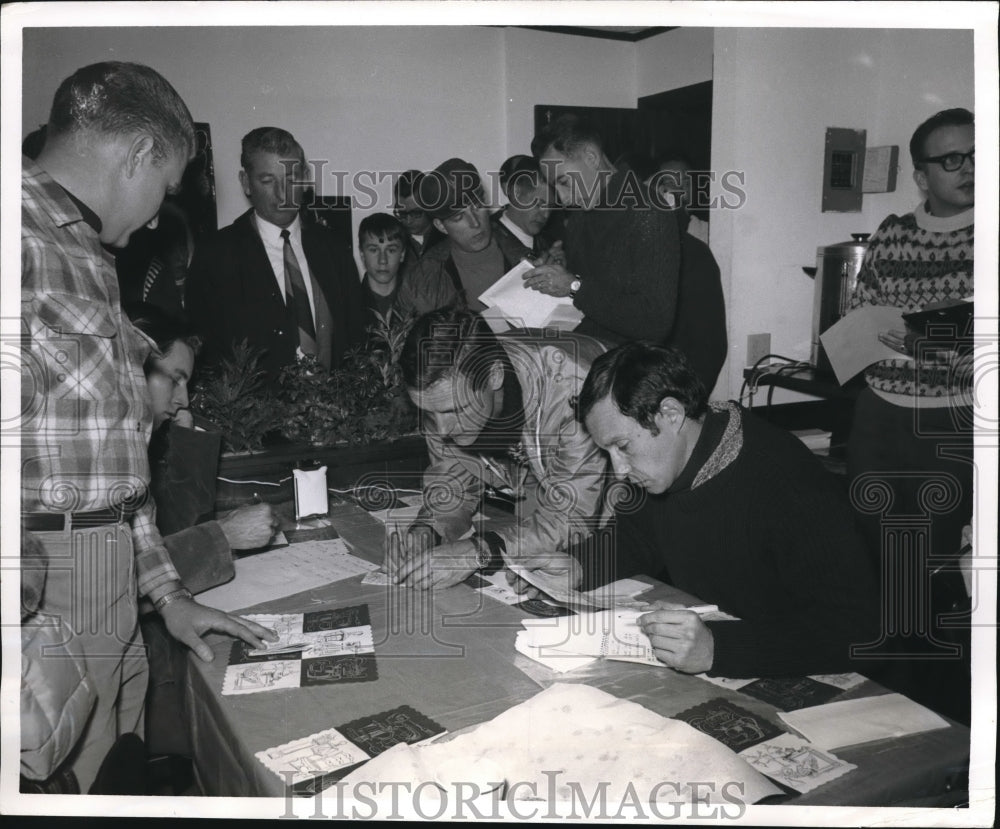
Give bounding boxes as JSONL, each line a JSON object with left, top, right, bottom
{"left": 847, "top": 388, "right": 973, "bottom": 724}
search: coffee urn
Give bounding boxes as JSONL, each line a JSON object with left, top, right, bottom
{"left": 810, "top": 233, "right": 870, "bottom": 372}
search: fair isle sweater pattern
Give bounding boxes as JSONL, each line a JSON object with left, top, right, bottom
{"left": 850, "top": 207, "right": 973, "bottom": 398}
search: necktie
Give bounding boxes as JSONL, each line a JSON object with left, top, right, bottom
{"left": 280, "top": 228, "right": 317, "bottom": 354}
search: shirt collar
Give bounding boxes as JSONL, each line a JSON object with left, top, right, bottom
{"left": 58, "top": 187, "right": 103, "bottom": 233}
{"left": 255, "top": 211, "right": 301, "bottom": 245}
{"left": 499, "top": 211, "right": 534, "bottom": 249}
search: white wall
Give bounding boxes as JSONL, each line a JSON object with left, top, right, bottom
{"left": 710, "top": 27, "right": 975, "bottom": 401}
{"left": 502, "top": 27, "right": 636, "bottom": 159}
{"left": 636, "top": 26, "right": 713, "bottom": 98}
{"left": 22, "top": 26, "right": 517, "bottom": 244}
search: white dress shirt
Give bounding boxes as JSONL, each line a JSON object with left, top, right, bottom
{"left": 499, "top": 212, "right": 535, "bottom": 250}
{"left": 254, "top": 213, "right": 317, "bottom": 321}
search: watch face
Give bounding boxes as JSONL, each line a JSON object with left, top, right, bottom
{"left": 570, "top": 279, "right": 581, "bottom": 292}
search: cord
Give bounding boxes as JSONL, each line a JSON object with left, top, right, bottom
{"left": 739, "top": 353, "right": 801, "bottom": 408}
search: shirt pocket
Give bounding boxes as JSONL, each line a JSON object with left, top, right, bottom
{"left": 30, "top": 292, "right": 119, "bottom": 402}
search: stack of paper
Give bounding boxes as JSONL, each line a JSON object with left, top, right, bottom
{"left": 515, "top": 608, "right": 661, "bottom": 673}
{"left": 777, "top": 693, "right": 950, "bottom": 749}
{"left": 478, "top": 260, "right": 583, "bottom": 330}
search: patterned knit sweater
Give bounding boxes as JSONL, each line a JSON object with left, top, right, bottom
{"left": 850, "top": 203, "right": 974, "bottom": 405}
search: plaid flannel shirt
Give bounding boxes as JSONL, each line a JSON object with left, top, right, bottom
{"left": 21, "top": 159, "right": 181, "bottom": 601}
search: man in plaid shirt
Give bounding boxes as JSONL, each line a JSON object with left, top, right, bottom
{"left": 21, "top": 62, "right": 274, "bottom": 793}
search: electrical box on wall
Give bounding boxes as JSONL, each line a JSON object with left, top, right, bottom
{"left": 822, "top": 127, "right": 866, "bottom": 212}
{"left": 862, "top": 145, "right": 900, "bottom": 193}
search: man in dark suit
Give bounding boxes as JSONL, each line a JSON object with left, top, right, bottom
{"left": 186, "top": 127, "right": 365, "bottom": 382}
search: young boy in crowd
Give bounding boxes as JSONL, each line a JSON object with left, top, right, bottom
{"left": 359, "top": 212, "right": 408, "bottom": 322}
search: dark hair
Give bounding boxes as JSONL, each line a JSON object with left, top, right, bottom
{"left": 415, "top": 158, "right": 486, "bottom": 220}
{"left": 909, "top": 108, "right": 974, "bottom": 169}
{"left": 241, "top": 127, "right": 304, "bottom": 173}
{"left": 577, "top": 342, "right": 708, "bottom": 434}
{"left": 22, "top": 125, "right": 47, "bottom": 160}
{"left": 359, "top": 212, "right": 406, "bottom": 247}
{"left": 400, "top": 308, "right": 506, "bottom": 392}
{"left": 126, "top": 302, "right": 202, "bottom": 374}
{"left": 499, "top": 155, "right": 542, "bottom": 195}
{"left": 394, "top": 169, "right": 424, "bottom": 202}
{"left": 531, "top": 113, "right": 604, "bottom": 160}
{"left": 47, "top": 62, "right": 194, "bottom": 163}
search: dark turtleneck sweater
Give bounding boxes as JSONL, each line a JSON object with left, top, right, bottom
{"left": 581, "top": 402, "right": 880, "bottom": 678}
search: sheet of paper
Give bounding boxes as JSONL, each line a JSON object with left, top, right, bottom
{"left": 514, "top": 630, "right": 597, "bottom": 673}
{"left": 478, "top": 259, "right": 582, "bottom": 329}
{"left": 738, "top": 733, "right": 857, "bottom": 794}
{"left": 777, "top": 693, "right": 950, "bottom": 750}
{"left": 819, "top": 304, "right": 909, "bottom": 385}
{"left": 334, "top": 683, "right": 781, "bottom": 807}
{"left": 808, "top": 672, "right": 867, "bottom": 691}
{"left": 518, "top": 609, "right": 662, "bottom": 666}
{"left": 198, "top": 538, "right": 378, "bottom": 613}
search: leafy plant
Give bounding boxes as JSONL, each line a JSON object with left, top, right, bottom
{"left": 189, "top": 339, "right": 282, "bottom": 453}
{"left": 190, "top": 314, "right": 417, "bottom": 452}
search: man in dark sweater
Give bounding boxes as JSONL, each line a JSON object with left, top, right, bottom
{"left": 576, "top": 342, "right": 880, "bottom": 679}
{"left": 524, "top": 115, "right": 683, "bottom": 348}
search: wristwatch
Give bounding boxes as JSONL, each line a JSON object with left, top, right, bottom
{"left": 472, "top": 532, "right": 506, "bottom": 574}
{"left": 569, "top": 277, "right": 582, "bottom": 299}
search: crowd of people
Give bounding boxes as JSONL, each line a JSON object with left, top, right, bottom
{"left": 19, "top": 60, "right": 975, "bottom": 795}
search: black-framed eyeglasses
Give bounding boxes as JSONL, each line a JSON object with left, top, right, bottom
{"left": 920, "top": 149, "right": 974, "bottom": 172}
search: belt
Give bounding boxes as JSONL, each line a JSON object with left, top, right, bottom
{"left": 21, "top": 505, "right": 137, "bottom": 532}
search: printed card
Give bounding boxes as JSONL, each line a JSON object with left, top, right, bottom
{"left": 738, "top": 733, "right": 857, "bottom": 794}
{"left": 740, "top": 676, "right": 843, "bottom": 711}
{"left": 223, "top": 605, "right": 377, "bottom": 695}
{"left": 673, "top": 699, "right": 784, "bottom": 752}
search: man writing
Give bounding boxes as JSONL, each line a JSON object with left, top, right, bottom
{"left": 21, "top": 62, "right": 274, "bottom": 792}
{"left": 387, "top": 308, "right": 608, "bottom": 589}
{"left": 576, "top": 342, "right": 879, "bottom": 677}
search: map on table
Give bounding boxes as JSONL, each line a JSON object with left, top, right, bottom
{"left": 222, "top": 605, "right": 377, "bottom": 695}
{"left": 255, "top": 705, "right": 445, "bottom": 795}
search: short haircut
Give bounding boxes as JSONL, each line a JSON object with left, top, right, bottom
{"left": 577, "top": 342, "right": 708, "bottom": 434}
{"left": 240, "top": 127, "right": 304, "bottom": 173}
{"left": 400, "top": 307, "right": 506, "bottom": 392}
{"left": 358, "top": 212, "right": 405, "bottom": 246}
{"left": 531, "top": 113, "right": 605, "bottom": 160}
{"left": 909, "top": 108, "right": 974, "bottom": 169}
{"left": 126, "top": 302, "right": 202, "bottom": 373}
{"left": 394, "top": 169, "right": 423, "bottom": 202}
{"left": 47, "top": 62, "right": 194, "bottom": 163}
{"left": 499, "top": 155, "right": 542, "bottom": 197}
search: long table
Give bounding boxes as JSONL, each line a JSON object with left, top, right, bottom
{"left": 184, "top": 499, "right": 970, "bottom": 807}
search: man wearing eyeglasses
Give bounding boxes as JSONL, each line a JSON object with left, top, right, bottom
{"left": 846, "top": 107, "right": 975, "bottom": 725}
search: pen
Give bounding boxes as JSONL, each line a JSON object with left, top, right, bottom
{"left": 930, "top": 543, "right": 973, "bottom": 576}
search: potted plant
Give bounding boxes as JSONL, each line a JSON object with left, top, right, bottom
{"left": 190, "top": 312, "right": 426, "bottom": 485}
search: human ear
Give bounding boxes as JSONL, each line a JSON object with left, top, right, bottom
{"left": 239, "top": 169, "right": 251, "bottom": 198}
{"left": 657, "top": 397, "right": 686, "bottom": 430}
{"left": 125, "top": 134, "right": 156, "bottom": 178}
{"left": 433, "top": 218, "right": 448, "bottom": 237}
{"left": 912, "top": 166, "right": 928, "bottom": 194}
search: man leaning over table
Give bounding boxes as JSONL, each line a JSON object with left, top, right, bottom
{"left": 575, "top": 342, "right": 881, "bottom": 678}
{"left": 387, "top": 307, "right": 609, "bottom": 589}
{"left": 21, "top": 61, "right": 275, "bottom": 793}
